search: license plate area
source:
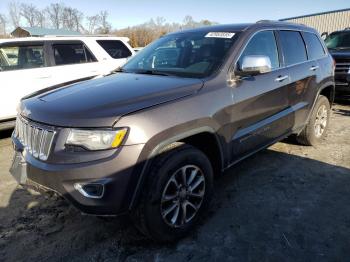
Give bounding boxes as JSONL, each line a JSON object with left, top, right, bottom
{"left": 9, "top": 152, "right": 27, "bottom": 184}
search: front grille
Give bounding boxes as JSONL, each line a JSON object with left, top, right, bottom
{"left": 335, "top": 58, "right": 350, "bottom": 74}
{"left": 14, "top": 117, "right": 55, "bottom": 161}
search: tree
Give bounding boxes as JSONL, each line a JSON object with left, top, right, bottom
{"left": 113, "top": 15, "right": 217, "bottom": 47}
{"left": 62, "top": 7, "right": 83, "bottom": 32}
{"left": 182, "top": 15, "right": 195, "bottom": 29}
{"left": 200, "top": 19, "right": 213, "bottom": 26}
{"left": 0, "top": 14, "right": 7, "bottom": 35}
{"left": 8, "top": 1, "right": 21, "bottom": 28}
{"left": 96, "top": 11, "right": 111, "bottom": 34}
{"left": 46, "top": 3, "right": 64, "bottom": 29}
{"left": 86, "top": 15, "right": 100, "bottom": 34}
{"left": 35, "top": 10, "right": 46, "bottom": 28}
{"left": 20, "top": 3, "right": 39, "bottom": 27}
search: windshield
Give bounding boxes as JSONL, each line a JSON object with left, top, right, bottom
{"left": 325, "top": 31, "right": 350, "bottom": 49}
{"left": 122, "top": 31, "right": 240, "bottom": 78}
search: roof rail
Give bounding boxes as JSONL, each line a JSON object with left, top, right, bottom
{"left": 42, "top": 34, "right": 119, "bottom": 37}
{"left": 256, "top": 20, "right": 278, "bottom": 23}
{"left": 258, "top": 19, "right": 308, "bottom": 27}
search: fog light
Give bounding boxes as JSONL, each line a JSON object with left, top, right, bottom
{"left": 74, "top": 183, "right": 105, "bottom": 199}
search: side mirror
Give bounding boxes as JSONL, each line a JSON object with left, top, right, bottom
{"left": 321, "top": 32, "right": 328, "bottom": 40}
{"left": 239, "top": 55, "right": 272, "bottom": 76}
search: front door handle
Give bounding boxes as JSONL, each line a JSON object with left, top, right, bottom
{"left": 310, "top": 65, "right": 319, "bottom": 71}
{"left": 275, "top": 75, "right": 289, "bottom": 82}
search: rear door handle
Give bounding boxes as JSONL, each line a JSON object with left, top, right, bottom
{"left": 275, "top": 75, "right": 289, "bottom": 82}
{"left": 310, "top": 65, "right": 319, "bottom": 71}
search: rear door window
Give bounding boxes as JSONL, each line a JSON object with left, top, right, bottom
{"left": 0, "top": 44, "right": 45, "bottom": 71}
{"left": 278, "top": 31, "right": 307, "bottom": 66}
{"left": 52, "top": 42, "right": 97, "bottom": 65}
{"left": 96, "top": 40, "right": 132, "bottom": 59}
{"left": 303, "top": 32, "right": 326, "bottom": 60}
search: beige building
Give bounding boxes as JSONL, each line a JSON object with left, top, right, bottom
{"left": 280, "top": 8, "right": 350, "bottom": 35}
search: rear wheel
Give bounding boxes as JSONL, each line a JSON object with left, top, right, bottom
{"left": 133, "top": 143, "right": 213, "bottom": 242}
{"left": 296, "top": 95, "right": 330, "bottom": 146}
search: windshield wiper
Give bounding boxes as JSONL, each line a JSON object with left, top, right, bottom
{"left": 111, "top": 67, "right": 126, "bottom": 73}
{"left": 103, "top": 67, "right": 126, "bottom": 77}
{"left": 133, "top": 69, "right": 173, "bottom": 76}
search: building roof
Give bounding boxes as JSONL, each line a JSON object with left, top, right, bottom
{"left": 11, "top": 27, "right": 81, "bottom": 36}
{"left": 280, "top": 8, "right": 350, "bottom": 21}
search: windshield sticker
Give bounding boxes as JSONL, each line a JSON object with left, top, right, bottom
{"left": 205, "top": 32, "right": 235, "bottom": 38}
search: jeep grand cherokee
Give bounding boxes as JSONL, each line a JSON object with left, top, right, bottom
{"left": 10, "top": 21, "right": 335, "bottom": 242}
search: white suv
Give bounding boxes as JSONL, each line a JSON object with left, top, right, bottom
{"left": 0, "top": 36, "right": 134, "bottom": 129}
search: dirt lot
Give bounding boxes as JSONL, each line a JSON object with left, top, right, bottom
{"left": 0, "top": 103, "right": 349, "bottom": 262}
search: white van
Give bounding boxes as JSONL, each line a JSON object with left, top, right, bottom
{"left": 0, "top": 36, "right": 134, "bottom": 129}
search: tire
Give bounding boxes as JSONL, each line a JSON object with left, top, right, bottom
{"left": 296, "top": 95, "right": 331, "bottom": 146}
{"left": 132, "top": 142, "right": 213, "bottom": 242}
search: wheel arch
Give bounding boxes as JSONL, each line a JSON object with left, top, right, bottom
{"left": 128, "top": 126, "right": 224, "bottom": 210}
{"left": 305, "top": 82, "right": 334, "bottom": 125}
{"left": 319, "top": 84, "right": 335, "bottom": 106}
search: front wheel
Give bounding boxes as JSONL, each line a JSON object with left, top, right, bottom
{"left": 296, "top": 95, "right": 331, "bottom": 146}
{"left": 132, "top": 143, "right": 213, "bottom": 242}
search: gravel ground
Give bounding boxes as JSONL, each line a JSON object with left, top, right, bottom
{"left": 0, "top": 103, "right": 349, "bottom": 262}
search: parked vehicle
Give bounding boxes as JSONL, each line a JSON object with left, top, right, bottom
{"left": 324, "top": 29, "right": 350, "bottom": 97}
{"left": 133, "top": 47, "right": 144, "bottom": 52}
{"left": 0, "top": 36, "right": 134, "bottom": 129}
{"left": 10, "top": 21, "right": 334, "bottom": 242}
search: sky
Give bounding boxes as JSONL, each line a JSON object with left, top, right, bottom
{"left": 0, "top": 0, "right": 349, "bottom": 29}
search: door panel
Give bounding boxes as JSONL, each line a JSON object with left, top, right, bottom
{"left": 230, "top": 68, "right": 292, "bottom": 161}
{"left": 0, "top": 67, "right": 53, "bottom": 119}
{"left": 228, "top": 30, "right": 292, "bottom": 162}
{"left": 0, "top": 43, "right": 51, "bottom": 120}
{"left": 44, "top": 62, "right": 100, "bottom": 87}
{"left": 286, "top": 61, "right": 318, "bottom": 130}
{"left": 277, "top": 30, "right": 319, "bottom": 131}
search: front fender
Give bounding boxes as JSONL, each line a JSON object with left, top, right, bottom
{"left": 128, "top": 125, "right": 224, "bottom": 210}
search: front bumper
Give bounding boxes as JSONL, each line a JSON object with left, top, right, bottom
{"left": 10, "top": 135, "right": 145, "bottom": 215}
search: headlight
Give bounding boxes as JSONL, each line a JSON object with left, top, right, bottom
{"left": 66, "top": 128, "right": 128, "bottom": 150}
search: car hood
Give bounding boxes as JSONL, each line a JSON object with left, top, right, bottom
{"left": 328, "top": 49, "right": 350, "bottom": 59}
{"left": 20, "top": 73, "right": 203, "bottom": 127}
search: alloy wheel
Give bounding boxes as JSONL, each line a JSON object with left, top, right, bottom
{"left": 160, "top": 165, "right": 205, "bottom": 228}
{"left": 314, "top": 104, "right": 328, "bottom": 138}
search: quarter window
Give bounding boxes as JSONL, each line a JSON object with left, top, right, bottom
{"left": 53, "top": 43, "right": 97, "bottom": 65}
{"left": 279, "top": 31, "right": 307, "bottom": 66}
{"left": 303, "top": 32, "right": 325, "bottom": 60}
{"left": 0, "top": 45, "right": 45, "bottom": 71}
{"left": 238, "top": 31, "right": 279, "bottom": 70}
{"left": 96, "top": 40, "right": 132, "bottom": 59}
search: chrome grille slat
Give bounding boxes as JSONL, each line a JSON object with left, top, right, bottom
{"left": 335, "top": 59, "right": 350, "bottom": 73}
{"left": 32, "top": 128, "right": 40, "bottom": 158}
{"left": 15, "top": 117, "right": 55, "bottom": 161}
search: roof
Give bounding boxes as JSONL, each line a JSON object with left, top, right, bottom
{"left": 11, "top": 27, "right": 81, "bottom": 36}
{"left": 173, "top": 23, "right": 253, "bottom": 34}
{"left": 0, "top": 36, "right": 130, "bottom": 44}
{"left": 280, "top": 8, "right": 350, "bottom": 21}
{"left": 168, "top": 21, "right": 315, "bottom": 35}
